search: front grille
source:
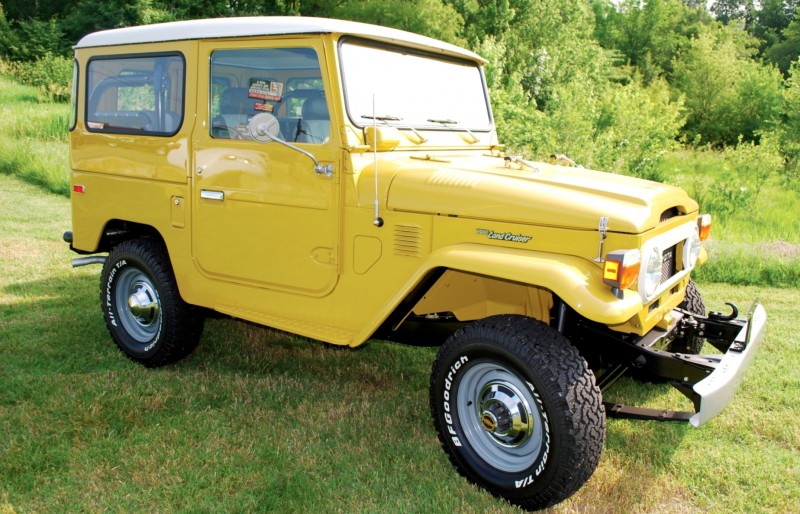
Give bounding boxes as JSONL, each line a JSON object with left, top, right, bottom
{"left": 661, "top": 245, "right": 676, "bottom": 283}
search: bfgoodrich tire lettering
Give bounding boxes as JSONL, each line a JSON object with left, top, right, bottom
{"left": 430, "top": 315, "right": 605, "bottom": 510}
{"left": 100, "top": 238, "right": 203, "bottom": 367}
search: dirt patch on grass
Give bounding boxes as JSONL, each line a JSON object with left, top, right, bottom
{"left": 762, "top": 241, "right": 800, "bottom": 258}
{"left": 707, "top": 240, "right": 800, "bottom": 259}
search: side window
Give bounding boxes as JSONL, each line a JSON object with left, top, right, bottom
{"left": 210, "top": 47, "right": 329, "bottom": 144}
{"left": 86, "top": 53, "right": 185, "bottom": 136}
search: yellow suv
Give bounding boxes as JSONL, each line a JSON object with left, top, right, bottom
{"left": 65, "top": 17, "right": 766, "bottom": 510}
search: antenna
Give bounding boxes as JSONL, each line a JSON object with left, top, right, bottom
{"left": 372, "top": 94, "right": 384, "bottom": 227}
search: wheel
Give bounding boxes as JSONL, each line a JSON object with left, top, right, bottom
{"left": 429, "top": 315, "right": 605, "bottom": 510}
{"left": 675, "top": 279, "right": 706, "bottom": 354}
{"left": 100, "top": 238, "right": 203, "bottom": 367}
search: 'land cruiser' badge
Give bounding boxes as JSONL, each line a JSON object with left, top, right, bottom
{"left": 476, "top": 228, "right": 533, "bottom": 243}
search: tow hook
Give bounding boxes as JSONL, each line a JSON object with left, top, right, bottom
{"left": 709, "top": 303, "right": 739, "bottom": 321}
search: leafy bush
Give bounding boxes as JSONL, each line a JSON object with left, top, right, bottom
{"left": 671, "top": 25, "right": 784, "bottom": 146}
{"left": 497, "top": 73, "right": 683, "bottom": 180}
{"left": 682, "top": 136, "right": 784, "bottom": 221}
{"left": 8, "top": 54, "right": 72, "bottom": 103}
{"left": 777, "top": 61, "right": 800, "bottom": 188}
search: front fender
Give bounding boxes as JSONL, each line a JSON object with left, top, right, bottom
{"left": 354, "top": 243, "right": 643, "bottom": 346}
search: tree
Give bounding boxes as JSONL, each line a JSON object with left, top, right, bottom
{"left": 778, "top": 60, "right": 800, "bottom": 183}
{"left": 710, "top": 0, "right": 755, "bottom": 24}
{"left": 594, "top": 0, "right": 713, "bottom": 83}
{"left": 332, "top": 0, "right": 465, "bottom": 46}
{"left": 672, "top": 24, "right": 783, "bottom": 145}
{"left": 765, "top": 11, "right": 800, "bottom": 74}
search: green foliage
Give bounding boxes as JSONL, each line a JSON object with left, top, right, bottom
{"left": 672, "top": 24, "right": 783, "bottom": 146}
{"left": 62, "top": 0, "right": 180, "bottom": 45}
{"left": 710, "top": 0, "right": 755, "bottom": 25}
{"left": 6, "top": 54, "right": 73, "bottom": 102}
{"left": 777, "top": 60, "right": 800, "bottom": 187}
{"left": 333, "top": 0, "right": 466, "bottom": 46}
{"left": 679, "top": 137, "right": 783, "bottom": 222}
{"left": 765, "top": 12, "right": 800, "bottom": 75}
{"left": 594, "top": 0, "right": 709, "bottom": 83}
{"left": 0, "top": 76, "right": 70, "bottom": 196}
{"left": 497, "top": 72, "right": 683, "bottom": 179}
{"left": 513, "top": 0, "right": 606, "bottom": 110}
{"left": 693, "top": 242, "right": 800, "bottom": 287}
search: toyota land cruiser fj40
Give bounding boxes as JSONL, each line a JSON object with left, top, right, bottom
{"left": 64, "top": 17, "right": 766, "bottom": 510}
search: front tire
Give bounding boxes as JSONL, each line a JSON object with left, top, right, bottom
{"left": 675, "top": 279, "right": 706, "bottom": 354}
{"left": 100, "top": 238, "right": 203, "bottom": 367}
{"left": 429, "top": 315, "right": 605, "bottom": 510}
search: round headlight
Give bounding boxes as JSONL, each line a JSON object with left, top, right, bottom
{"left": 686, "top": 229, "right": 702, "bottom": 268}
{"left": 644, "top": 247, "right": 663, "bottom": 298}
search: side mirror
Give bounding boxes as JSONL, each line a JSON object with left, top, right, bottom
{"left": 248, "top": 112, "right": 281, "bottom": 142}
{"left": 247, "top": 113, "right": 333, "bottom": 178}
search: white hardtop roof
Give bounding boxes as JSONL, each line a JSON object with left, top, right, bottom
{"left": 74, "top": 16, "right": 486, "bottom": 63}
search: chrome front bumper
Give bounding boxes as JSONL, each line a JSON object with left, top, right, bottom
{"left": 600, "top": 301, "right": 767, "bottom": 426}
{"left": 690, "top": 303, "right": 767, "bottom": 427}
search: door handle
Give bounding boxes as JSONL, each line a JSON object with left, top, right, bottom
{"left": 200, "top": 190, "right": 224, "bottom": 201}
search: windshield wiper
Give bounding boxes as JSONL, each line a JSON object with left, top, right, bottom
{"left": 361, "top": 114, "right": 427, "bottom": 144}
{"left": 427, "top": 118, "right": 479, "bottom": 144}
{"left": 361, "top": 114, "right": 402, "bottom": 121}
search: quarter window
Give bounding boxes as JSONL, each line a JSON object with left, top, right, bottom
{"left": 86, "top": 54, "right": 185, "bottom": 135}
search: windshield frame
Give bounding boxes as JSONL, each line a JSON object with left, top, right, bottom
{"left": 337, "top": 37, "right": 493, "bottom": 132}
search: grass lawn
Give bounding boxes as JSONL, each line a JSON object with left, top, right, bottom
{"left": 1, "top": 174, "right": 798, "bottom": 513}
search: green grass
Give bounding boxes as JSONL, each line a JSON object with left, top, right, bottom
{"left": 0, "top": 76, "right": 70, "bottom": 197}
{"left": 1, "top": 172, "right": 799, "bottom": 512}
{"left": 659, "top": 150, "right": 800, "bottom": 287}
{"left": 660, "top": 150, "right": 800, "bottom": 244}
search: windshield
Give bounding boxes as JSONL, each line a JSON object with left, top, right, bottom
{"left": 339, "top": 40, "right": 492, "bottom": 131}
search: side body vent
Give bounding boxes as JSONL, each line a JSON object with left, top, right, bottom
{"left": 394, "top": 224, "right": 423, "bottom": 257}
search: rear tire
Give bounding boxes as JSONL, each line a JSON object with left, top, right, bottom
{"left": 429, "top": 315, "right": 605, "bottom": 510}
{"left": 100, "top": 238, "right": 203, "bottom": 367}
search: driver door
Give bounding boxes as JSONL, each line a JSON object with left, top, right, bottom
{"left": 191, "top": 40, "right": 340, "bottom": 296}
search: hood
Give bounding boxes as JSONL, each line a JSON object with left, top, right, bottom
{"left": 378, "top": 157, "right": 698, "bottom": 233}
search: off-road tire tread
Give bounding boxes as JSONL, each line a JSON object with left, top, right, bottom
{"left": 101, "top": 238, "right": 203, "bottom": 367}
{"left": 678, "top": 279, "right": 706, "bottom": 354}
{"left": 430, "top": 315, "right": 605, "bottom": 510}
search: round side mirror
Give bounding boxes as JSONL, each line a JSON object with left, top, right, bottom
{"left": 248, "top": 112, "right": 281, "bottom": 142}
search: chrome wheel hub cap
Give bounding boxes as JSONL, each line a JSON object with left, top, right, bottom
{"left": 478, "top": 381, "right": 534, "bottom": 447}
{"left": 115, "top": 268, "right": 162, "bottom": 344}
{"left": 128, "top": 281, "right": 159, "bottom": 327}
{"left": 457, "top": 362, "right": 545, "bottom": 473}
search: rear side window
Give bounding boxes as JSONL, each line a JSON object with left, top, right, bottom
{"left": 86, "top": 53, "right": 185, "bottom": 136}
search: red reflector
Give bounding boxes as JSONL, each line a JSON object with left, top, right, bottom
{"left": 73, "top": 185, "right": 86, "bottom": 194}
